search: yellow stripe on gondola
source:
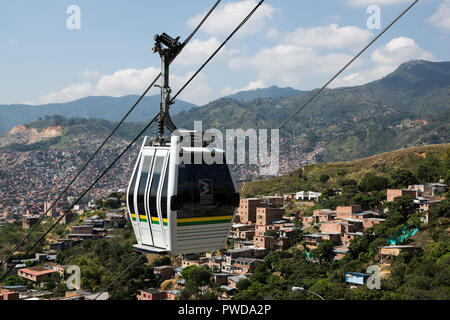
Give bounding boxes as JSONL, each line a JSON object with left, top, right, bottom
{"left": 177, "top": 215, "right": 233, "bottom": 223}
{"left": 151, "top": 216, "right": 168, "bottom": 226}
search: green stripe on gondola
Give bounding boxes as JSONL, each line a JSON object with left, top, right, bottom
{"left": 177, "top": 219, "right": 232, "bottom": 226}
{"left": 151, "top": 217, "right": 168, "bottom": 226}
{"left": 131, "top": 213, "right": 137, "bottom": 221}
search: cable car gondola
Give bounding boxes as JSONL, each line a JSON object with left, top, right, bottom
{"left": 127, "top": 132, "right": 240, "bottom": 255}
{"left": 126, "top": 32, "right": 239, "bottom": 255}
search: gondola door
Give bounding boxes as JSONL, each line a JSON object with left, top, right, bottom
{"left": 134, "top": 149, "right": 155, "bottom": 246}
{"left": 146, "top": 149, "right": 168, "bottom": 249}
{"left": 127, "top": 156, "right": 142, "bottom": 244}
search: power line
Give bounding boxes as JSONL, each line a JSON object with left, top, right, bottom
{"left": 71, "top": 0, "right": 420, "bottom": 300}
{"left": 233, "top": 0, "right": 420, "bottom": 174}
{"left": 171, "top": 0, "right": 265, "bottom": 103}
{"left": 93, "top": 254, "right": 145, "bottom": 300}
{"left": 0, "top": 74, "right": 161, "bottom": 268}
{"left": 91, "top": 1, "right": 267, "bottom": 298}
{"left": 0, "top": 114, "right": 160, "bottom": 281}
{"left": 180, "top": 0, "right": 222, "bottom": 51}
{"left": 0, "top": 0, "right": 222, "bottom": 270}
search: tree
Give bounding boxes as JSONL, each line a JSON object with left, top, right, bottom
{"left": 358, "top": 173, "right": 389, "bottom": 192}
{"left": 428, "top": 197, "right": 450, "bottom": 220}
{"left": 319, "top": 174, "right": 330, "bottom": 183}
{"left": 312, "top": 240, "right": 334, "bottom": 264}
{"left": 416, "top": 155, "right": 443, "bottom": 183}
{"left": 236, "top": 278, "right": 251, "bottom": 291}
{"left": 43, "top": 272, "right": 62, "bottom": 291}
{"left": 179, "top": 281, "right": 199, "bottom": 300}
{"left": 264, "top": 229, "right": 278, "bottom": 237}
{"left": 390, "top": 168, "right": 417, "bottom": 188}
{"left": 199, "top": 290, "right": 217, "bottom": 300}
{"left": 181, "top": 266, "right": 212, "bottom": 286}
{"left": 1, "top": 275, "right": 29, "bottom": 286}
{"left": 151, "top": 256, "right": 171, "bottom": 268}
{"left": 251, "top": 264, "right": 270, "bottom": 284}
{"left": 352, "top": 191, "right": 385, "bottom": 210}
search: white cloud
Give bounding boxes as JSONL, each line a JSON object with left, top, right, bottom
{"left": 170, "top": 72, "right": 216, "bottom": 105}
{"left": 429, "top": 0, "right": 450, "bottom": 31}
{"left": 37, "top": 66, "right": 216, "bottom": 106}
{"left": 228, "top": 44, "right": 356, "bottom": 88}
{"left": 187, "top": 0, "right": 277, "bottom": 36}
{"left": 266, "top": 27, "right": 280, "bottom": 40}
{"left": 174, "top": 37, "right": 236, "bottom": 66}
{"left": 78, "top": 70, "right": 102, "bottom": 81}
{"left": 220, "top": 80, "right": 266, "bottom": 96}
{"left": 333, "top": 37, "right": 434, "bottom": 87}
{"left": 346, "top": 0, "right": 410, "bottom": 7}
{"left": 284, "top": 24, "right": 373, "bottom": 49}
{"left": 371, "top": 37, "right": 434, "bottom": 66}
{"left": 39, "top": 83, "right": 93, "bottom": 105}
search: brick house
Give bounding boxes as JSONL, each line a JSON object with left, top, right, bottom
{"left": 302, "top": 215, "right": 319, "bottom": 229}
{"left": 255, "top": 224, "right": 281, "bottom": 237}
{"left": 254, "top": 235, "right": 275, "bottom": 250}
{"left": 313, "top": 209, "right": 336, "bottom": 222}
{"left": 262, "top": 196, "right": 284, "bottom": 208}
{"left": 18, "top": 266, "right": 58, "bottom": 283}
{"left": 236, "top": 198, "right": 266, "bottom": 224}
{"left": 21, "top": 216, "right": 39, "bottom": 230}
{"left": 320, "top": 222, "right": 346, "bottom": 234}
{"left": 44, "top": 262, "right": 68, "bottom": 276}
{"left": 232, "top": 257, "right": 264, "bottom": 275}
{"left": 362, "top": 217, "right": 386, "bottom": 229}
{"left": 256, "top": 207, "right": 285, "bottom": 226}
{"left": 342, "top": 232, "right": 363, "bottom": 246}
{"left": 335, "top": 205, "right": 362, "bottom": 219}
{"left": 229, "top": 223, "right": 255, "bottom": 241}
{"left": 0, "top": 289, "right": 20, "bottom": 300}
{"left": 154, "top": 266, "right": 175, "bottom": 281}
{"left": 386, "top": 189, "right": 417, "bottom": 202}
{"left": 181, "top": 258, "right": 206, "bottom": 268}
{"left": 166, "top": 290, "right": 179, "bottom": 300}
{"left": 137, "top": 288, "right": 167, "bottom": 300}
{"left": 213, "top": 273, "right": 231, "bottom": 285}
{"left": 228, "top": 275, "right": 247, "bottom": 288}
{"left": 320, "top": 233, "right": 341, "bottom": 244}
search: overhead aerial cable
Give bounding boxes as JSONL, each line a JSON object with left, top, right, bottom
{"left": 233, "top": 0, "right": 421, "bottom": 174}
{"left": 0, "top": 0, "right": 223, "bottom": 279}
{"left": 90, "top": 0, "right": 421, "bottom": 298}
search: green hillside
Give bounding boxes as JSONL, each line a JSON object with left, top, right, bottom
{"left": 0, "top": 95, "right": 197, "bottom": 134}
{"left": 1, "top": 60, "right": 449, "bottom": 166}
{"left": 174, "top": 60, "right": 450, "bottom": 163}
{"left": 0, "top": 115, "right": 158, "bottom": 152}
{"left": 242, "top": 143, "right": 450, "bottom": 197}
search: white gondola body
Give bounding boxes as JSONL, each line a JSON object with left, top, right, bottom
{"left": 126, "top": 134, "right": 239, "bottom": 256}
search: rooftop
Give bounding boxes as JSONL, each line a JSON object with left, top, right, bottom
{"left": 380, "top": 245, "right": 416, "bottom": 249}
{"left": 333, "top": 249, "right": 349, "bottom": 253}
{"left": 346, "top": 272, "right": 369, "bottom": 277}
{"left": 19, "top": 266, "right": 57, "bottom": 276}
{"left": 228, "top": 275, "right": 247, "bottom": 282}
{"left": 140, "top": 288, "right": 164, "bottom": 295}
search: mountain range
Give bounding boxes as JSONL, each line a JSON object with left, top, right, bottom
{"left": 0, "top": 60, "right": 449, "bottom": 165}
{"left": 172, "top": 60, "right": 450, "bottom": 162}
{"left": 0, "top": 95, "right": 197, "bottom": 134}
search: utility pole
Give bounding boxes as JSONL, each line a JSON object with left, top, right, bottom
{"left": 152, "top": 33, "right": 182, "bottom": 144}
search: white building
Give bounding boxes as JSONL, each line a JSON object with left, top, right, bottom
{"left": 296, "top": 191, "right": 322, "bottom": 201}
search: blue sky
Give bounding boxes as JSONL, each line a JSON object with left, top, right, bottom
{"left": 1, "top": 0, "right": 449, "bottom": 106}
